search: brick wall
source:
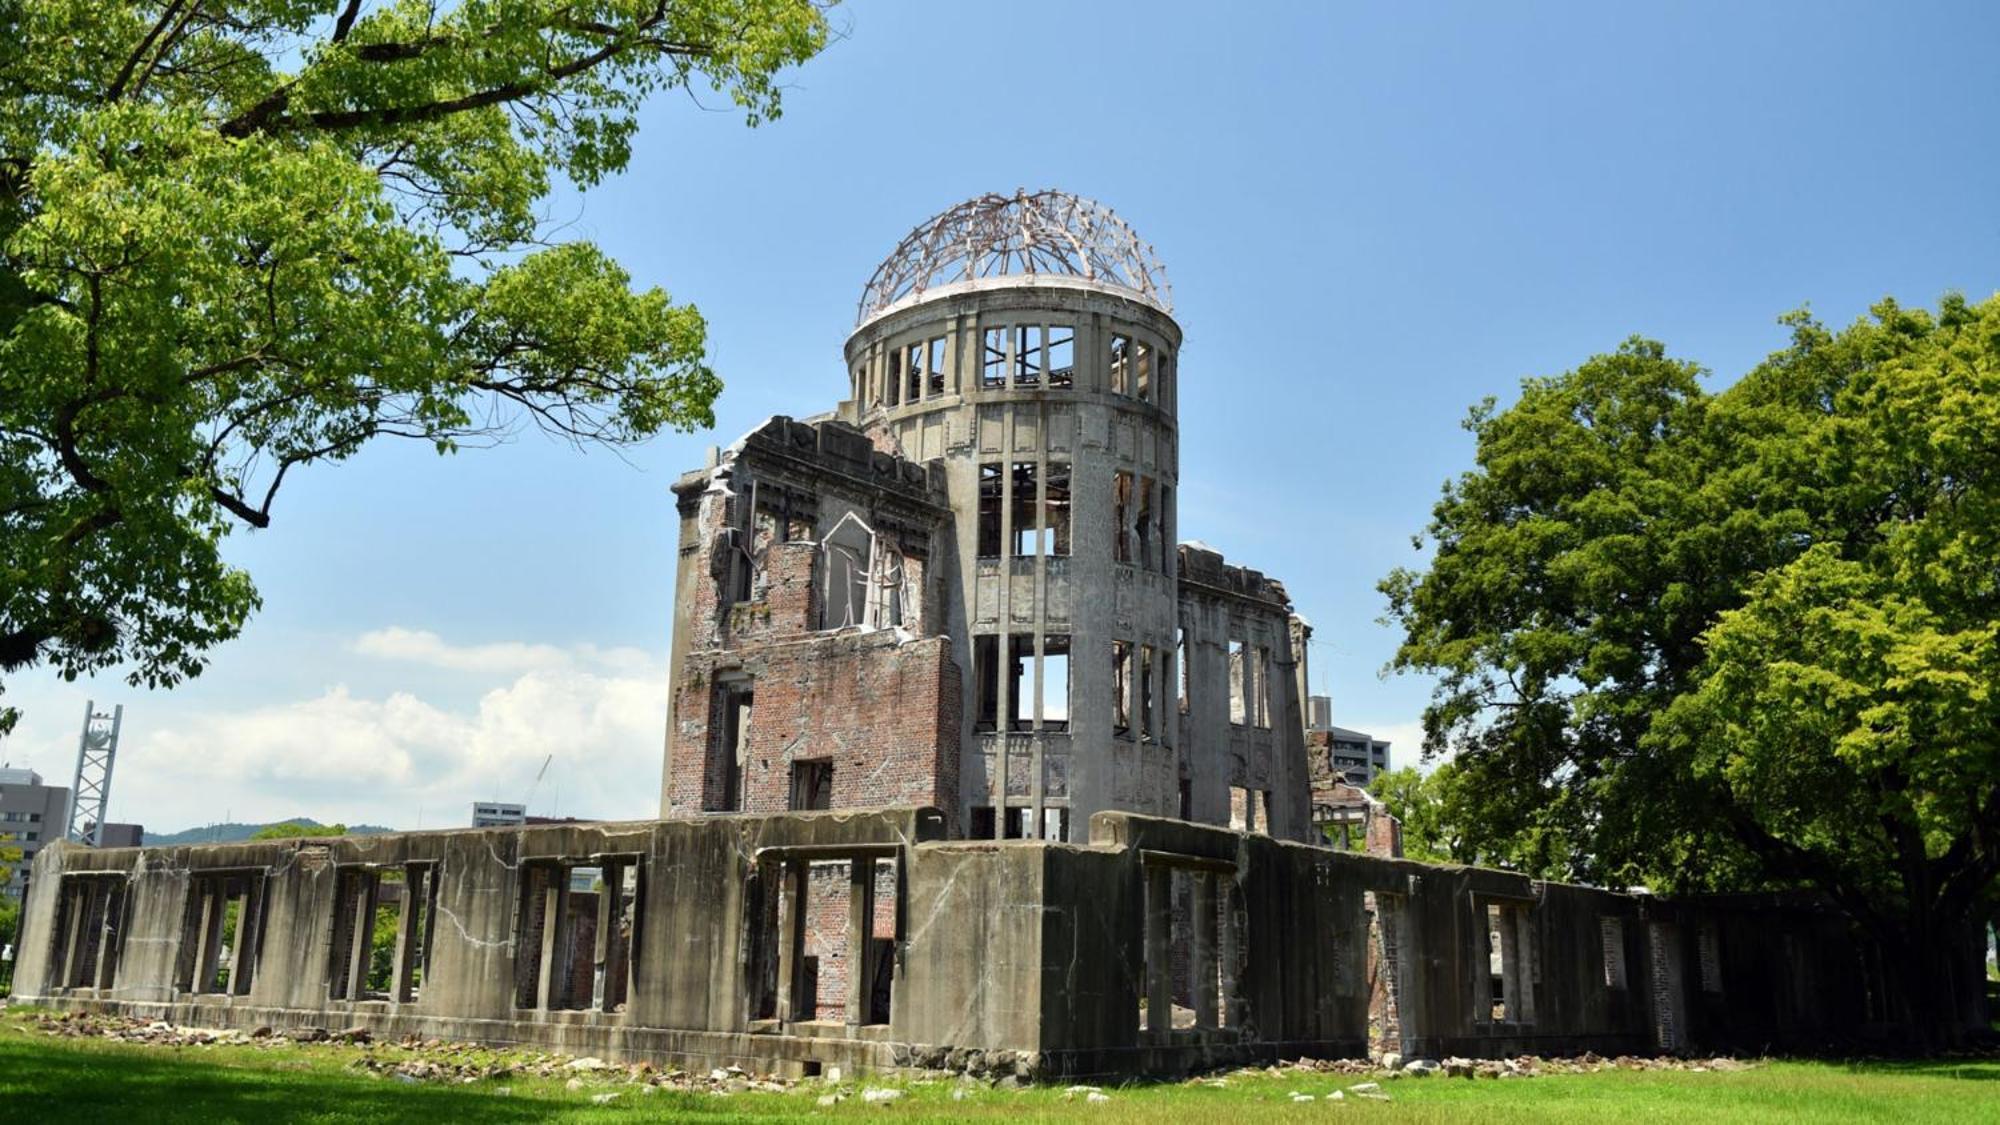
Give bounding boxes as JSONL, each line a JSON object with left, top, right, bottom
{"left": 664, "top": 632, "right": 961, "bottom": 819}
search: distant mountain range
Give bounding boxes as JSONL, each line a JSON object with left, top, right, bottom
{"left": 143, "top": 819, "right": 395, "bottom": 846}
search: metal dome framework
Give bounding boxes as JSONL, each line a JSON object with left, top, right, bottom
{"left": 857, "top": 190, "right": 1173, "bottom": 326}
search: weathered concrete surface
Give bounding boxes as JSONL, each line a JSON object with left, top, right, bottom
{"left": 18, "top": 807, "right": 1979, "bottom": 1079}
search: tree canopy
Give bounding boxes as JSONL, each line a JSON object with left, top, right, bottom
{"left": 1385, "top": 295, "right": 2000, "bottom": 1038}
{"left": 249, "top": 820, "right": 347, "bottom": 840}
{"left": 0, "top": 1, "right": 834, "bottom": 731}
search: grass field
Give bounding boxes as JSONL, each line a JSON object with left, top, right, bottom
{"left": 2, "top": 1008, "right": 1995, "bottom": 1123}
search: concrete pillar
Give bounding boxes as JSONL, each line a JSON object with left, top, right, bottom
{"left": 392, "top": 867, "right": 422, "bottom": 1003}
{"left": 230, "top": 883, "right": 261, "bottom": 996}
{"left": 1145, "top": 864, "right": 1171, "bottom": 1033}
{"left": 775, "top": 860, "right": 807, "bottom": 1022}
{"left": 1192, "top": 871, "right": 1218, "bottom": 1029}
{"left": 846, "top": 858, "right": 876, "bottom": 1025}
{"left": 535, "top": 875, "right": 567, "bottom": 1010}
{"left": 1220, "top": 879, "right": 1245, "bottom": 1028}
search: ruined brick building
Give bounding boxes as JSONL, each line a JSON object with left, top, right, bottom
{"left": 661, "top": 190, "right": 1316, "bottom": 844}
{"left": 19, "top": 192, "right": 1987, "bottom": 1077}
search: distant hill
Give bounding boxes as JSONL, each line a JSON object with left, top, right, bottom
{"left": 143, "top": 819, "right": 395, "bottom": 846}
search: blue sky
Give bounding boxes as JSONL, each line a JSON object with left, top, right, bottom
{"left": 8, "top": 1, "right": 2000, "bottom": 833}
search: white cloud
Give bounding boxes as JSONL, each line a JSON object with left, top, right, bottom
{"left": 94, "top": 629, "right": 670, "bottom": 834}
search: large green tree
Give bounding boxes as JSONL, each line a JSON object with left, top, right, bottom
{"left": 0, "top": 1, "right": 832, "bottom": 731}
{"left": 1385, "top": 296, "right": 2000, "bottom": 1043}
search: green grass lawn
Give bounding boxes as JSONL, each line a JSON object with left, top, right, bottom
{"left": 2, "top": 1008, "right": 1995, "bottom": 1123}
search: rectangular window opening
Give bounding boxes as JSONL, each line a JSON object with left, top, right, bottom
{"left": 887, "top": 348, "right": 903, "bottom": 407}
{"left": 1013, "top": 325, "right": 1041, "bottom": 387}
{"left": 1254, "top": 646, "right": 1273, "bottom": 729}
{"left": 905, "top": 341, "right": 923, "bottom": 403}
{"left": 1113, "top": 471, "right": 1135, "bottom": 565}
{"left": 969, "top": 806, "right": 996, "bottom": 840}
{"left": 1007, "top": 634, "right": 1033, "bottom": 732}
{"left": 981, "top": 328, "right": 1008, "bottom": 390}
{"left": 1177, "top": 628, "right": 1190, "bottom": 715}
{"left": 1042, "top": 635, "right": 1071, "bottom": 731}
{"left": 1010, "top": 462, "right": 1040, "bottom": 557}
{"left": 978, "top": 464, "right": 1003, "bottom": 558}
{"left": 1113, "top": 641, "right": 1133, "bottom": 737}
{"left": 1045, "top": 462, "right": 1071, "bottom": 557}
{"left": 1228, "top": 640, "right": 1248, "bottom": 726}
{"left": 1110, "top": 334, "right": 1132, "bottom": 396}
{"left": 711, "top": 684, "right": 752, "bottom": 812}
{"left": 1135, "top": 340, "right": 1154, "bottom": 403}
{"left": 1137, "top": 476, "right": 1156, "bottom": 571}
{"left": 927, "top": 336, "right": 948, "bottom": 397}
{"left": 974, "top": 635, "right": 999, "bottom": 732}
{"left": 1047, "top": 326, "right": 1075, "bottom": 387}
{"left": 1139, "top": 645, "right": 1156, "bottom": 741}
{"left": 51, "top": 875, "right": 130, "bottom": 992}
{"left": 790, "top": 759, "right": 834, "bottom": 811}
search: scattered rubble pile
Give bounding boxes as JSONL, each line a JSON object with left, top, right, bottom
{"left": 25, "top": 1011, "right": 1766, "bottom": 1103}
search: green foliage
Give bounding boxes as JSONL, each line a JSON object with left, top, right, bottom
{"left": 1385, "top": 295, "right": 2000, "bottom": 1031}
{"left": 250, "top": 820, "right": 347, "bottom": 840}
{"left": 0, "top": 1, "right": 834, "bottom": 730}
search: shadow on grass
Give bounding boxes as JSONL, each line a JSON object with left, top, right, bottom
{"left": 1831, "top": 1056, "right": 2000, "bottom": 1082}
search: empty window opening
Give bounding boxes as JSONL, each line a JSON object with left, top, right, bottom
{"left": 1229, "top": 786, "right": 1259, "bottom": 833}
{"left": 514, "top": 857, "right": 644, "bottom": 1013}
{"left": 820, "top": 512, "right": 874, "bottom": 630}
{"left": 978, "top": 464, "right": 1003, "bottom": 558}
{"left": 887, "top": 348, "right": 903, "bottom": 407}
{"left": 1041, "top": 807, "right": 1071, "bottom": 842}
{"left": 1113, "top": 471, "right": 1135, "bottom": 564}
{"left": 1142, "top": 864, "right": 1233, "bottom": 1034}
{"left": 1014, "top": 325, "right": 1041, "bottom": 387}
{"left": 1044, "top": 462, "right": 1071, "bottom": 556}
{"left": 1254, "top": 647, "right": 1273, "bottom": 729}
{"left": 1113, "top": 641, "right": 1134, "bottom": 737}
{"left": 1136, "top": 476, "right": 1156, "bottom": 569}
{"left": 969, "top": 806, "right": 997, "bottom": 840}
{"left": 327, "top": 867, "right": 394, "bottom": 1002}
{"left": 1135, "top": 340, "right": 1154, "bottom": 403}
{"left": 1008, "top": 634, "right": 1034, "bottom": 731}
{"left": 1601, "top": 916, "right": 1628, "bottom": 989}
{"left": 1228, "top": 640, "right": 1248, "bottom": 725}
{"left": 177, "top": 871, "right": 264, "bottom": 997}
{"left": 710, "top": 683, "right": 753, "bottom": 812}
{"left": 973, "top": 635, "right": 999, "bottom": 732}
{"left": 791, "top": 759, "right": 834, "bottom": 811}
{"left": 1176, "top": 628, "right": 1190, "bottom": 715}
{"left": 1485, "top": 902, "right": 1536, "bottom": 1024}
{"left": 50, "top": 874, "right": 129, "bottom": 992}
{"left": 1109, "top": 334, "right": 1132, "bottom": 396}
{"left": 904, "top": 341, "right": 924, "bottom": 402}
{"left": 1042, "top": 635, "right": 1071, "bottom": 730}
{"left": 1010, "top": 462, "right": 1041, "bottom": 557}
{"left": 1005, "top": 807, "right": 1033, "bottom": 840}
{"left": 1140, "top": 645, "right": 1157, "bottom": 741}
{"left": 981, "top": 328, "right": 1008, "bottom": 390}
{"left": 1178, "top": 777, "right": 1193, "bottom": 821}
{"left": 755, "top": 857, "right": 895, "bottom": 1026}
{"left": 928, "top": 336, "right": 948, "bottom": 397}
{"left": 1047, "top": 325, "right": 1075, "bottom": 388}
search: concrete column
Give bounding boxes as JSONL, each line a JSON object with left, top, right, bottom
{"left": 230, "top": 883, "right": 262, "bottom": 996}
{"left": 1513, "top": 907, "right": 1537, "bottom": 1023}
{"left": 846, "top": 858, "right": 876, "bottom": 1025}
{"left": 775, "top": 860, "right": 807, "bottom": 1022}
{"left": 535, "top": 875, "right": 567, "bottom": 1010}
{"left": 1220, "top": 879, "right": 1245, "bottom": 1028}
{"left": 1145, "top": 864, "right": 1171, "bottom": 1033}
{"left": 1192, "top": 871, "right": 1218, "bottom": 1029}
{"left": 392, "top": 867, "right": 422, "bottom": 1003}
{"left": 60, "top": 885, "right": 87, "bottom": 989}
{"left": 348, "top": 876, "right": 378, "bottom": 1002}
{"left": 94, "top": 882, "right": 124, "bottom": 991}
{"left": 193, "top": 886, "right": 224, "bottom": 994}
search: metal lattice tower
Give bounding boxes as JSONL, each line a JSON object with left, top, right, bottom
{"left": 66, "top": 701, "right": 122, "bottom": 846}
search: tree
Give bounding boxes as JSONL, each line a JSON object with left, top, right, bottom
{"left": 1384, "top": 296, "right": 2000, "bottom": 1044}
{"left": 0, "top": 1, "right": 834, "bottom": 731}
{"left": 0, "top": 832, "right": 21, "bottom": 965}
{"left": 250, "top": 820, "right": 347, "bottom": 840}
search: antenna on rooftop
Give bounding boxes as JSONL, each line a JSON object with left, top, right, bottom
{"left": 65, "top": 701, "right": 122, "bottom": 846}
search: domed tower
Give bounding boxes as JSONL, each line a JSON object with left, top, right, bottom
{"left": 845, "top": 190, "right": 1183, "bottom": 841}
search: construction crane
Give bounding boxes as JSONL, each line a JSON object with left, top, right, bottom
{"left": 522, "top": 753, "right": 553, "bottom": 816}
{"left": 66, "top": 701, "right": 122, "bottom": 846}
